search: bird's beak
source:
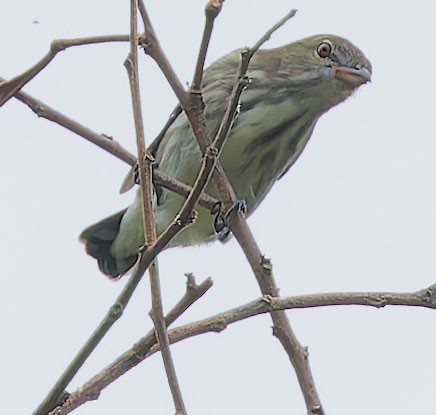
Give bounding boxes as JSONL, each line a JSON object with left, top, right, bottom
{"left": 335, "top": 66, "right": 372, "bottom": 87}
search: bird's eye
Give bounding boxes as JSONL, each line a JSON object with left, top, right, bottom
{"left": 317, "top": 42, "right": 332, "bottom": 58}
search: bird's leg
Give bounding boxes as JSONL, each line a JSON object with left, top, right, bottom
{"left": 133, "top": 162, "right": 140, "bottom": 185}
{"left": 211, "top": 201, "right": 225, "bottom": 233}
{"left": 138, "top": 243, "right": 148, "bottom": 254}
{"left": 212, "top": 199, "right": 247, "bottom": 241}
{"left": 227, "top": 199, "right": 247, "bottom": 216}
{"left": 186, "top": 209, "right": 198, "bottom": 226}
{"left": 134, "top": 160, "right": 160, "bottom": 183}
{"left": 134, "top": 161, "right": 164, "bottom": 205}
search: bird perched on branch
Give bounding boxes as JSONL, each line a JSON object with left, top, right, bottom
{"left": 80, "top": 34, "right": 372, "bottom": 278}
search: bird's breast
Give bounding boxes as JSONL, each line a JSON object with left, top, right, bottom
{"left": 219, "top": 93, "right": 318, "bottom": 213}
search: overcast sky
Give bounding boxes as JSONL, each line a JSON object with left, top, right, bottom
{"left": 1, "top": 1, "right": 436, "bottom": 414}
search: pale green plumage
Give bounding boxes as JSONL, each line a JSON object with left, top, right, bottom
{"left": 80, "top": 34, "right": 371, "bottom": 277}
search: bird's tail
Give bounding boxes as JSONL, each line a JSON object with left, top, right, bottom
{"left": 79, "top": 208, "right": 137, "bottom": 278}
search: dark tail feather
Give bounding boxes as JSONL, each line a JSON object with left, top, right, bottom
{"left": 79, "top": 208, "right": 137, "bottom": 278}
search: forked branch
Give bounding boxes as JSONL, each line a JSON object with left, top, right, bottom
{"left": 49, "top": 284, "right": 436, "bottom": 414}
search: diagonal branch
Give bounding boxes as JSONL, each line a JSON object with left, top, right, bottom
{"left": 49, "top": 275, "right": 213, "bottom": 415}
{"left": 1, "top": 79, "right": 218, "bottom": 210}
{"left": 0, "top": 35, "right": 129, "bottom": 107}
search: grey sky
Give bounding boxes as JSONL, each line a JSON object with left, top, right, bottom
{"left": 1, "top": 1, "right": 435, "bottom": 414}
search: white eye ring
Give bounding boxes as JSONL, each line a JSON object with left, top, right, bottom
{"left": 317, "top": 42, "right": 332, "bottom": 58}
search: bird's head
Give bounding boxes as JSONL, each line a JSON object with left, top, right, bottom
{"left": 255, "top": 34, "right": 372, "bottom": 114}
{"left": 296, "top": 34, "right": 372, "bottom": 86}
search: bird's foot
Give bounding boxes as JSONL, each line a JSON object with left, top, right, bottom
{"left": 138, "top": 243, "right": 148, "bottom": 254}
{"left": 212, "top": 199, "right": 246, "bottom": 238}
{"left": 133, "top": 160, "right": 160, "bottom": 184}
{"left": 133, "top": 163, "right": 140, "bottom": 184}
{"left": 133, "top": 161, "right": 164, "bottom": 205}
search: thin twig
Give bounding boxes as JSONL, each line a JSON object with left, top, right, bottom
{"left": 49, "top": 283, "right": 436, "bottom": 414}
{"left": 126, "top": 0, "right": 153, "bottom": 243}
{"left": 126, "top": 1, "right": 186, "bottom": 413}
{"left": 0, "top": 35, "right": 129, "bottom": 107}
{"left": 191, "top": 1, "right": 223, "bottom": 91}
{"left": 33, "top": 262, "right": 147, "bottom": 415}
{"left": 149, "top": 283, "right": 436, "bottom": 351}
{"left": 227, "top": 222, "right": 324, "bottom": 413}
{"left": 251, "top": 9, "right": 297, "bottom": 54}
{"left": 137, "top": 2, "right": 186, "bottom": 104}
{"left": 48, "top": 275, "right": 214, "bottom": 415}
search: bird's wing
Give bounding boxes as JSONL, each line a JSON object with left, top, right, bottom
{"left": 277, "top": 120, "right": 317, "bottom": 180}
{"left": 118, "top": 104, "right": 183, "bottom": 194}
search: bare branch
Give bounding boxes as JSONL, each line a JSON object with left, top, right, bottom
{"left": 1, "top": 79, "right": 218, "bottom": 210}
{"left": 49, "top": 275, "right": 214, "bottom": 415}
{"left": 125, "top": 0, "right": 152, "bottom": 238}
{"left": 137, "top": 2, "right": 187, "bottom": 104}
{"left": 0, "top": 35, "right": 129, "bottom": 107}
{"left": 191, "top": 1, "right": 224, "bottom": 91}
{"left": 50, "top": 284, "right": 436, "bottom": 413}
{"left": 251, "top": 9, "right": 297, "bottom": 54}
{"left": 126, "top": 1, "right": 186, "bottom": 413}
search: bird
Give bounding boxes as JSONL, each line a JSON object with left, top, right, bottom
{"left": 80, "top": 34, "right": 372, "bottom": 278}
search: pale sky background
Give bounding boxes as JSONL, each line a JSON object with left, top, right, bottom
{"left": 1, "top": 1, "right": 435, "bottom": 414}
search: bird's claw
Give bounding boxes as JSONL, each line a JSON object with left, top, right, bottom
{"left": 228, "top": 199, "right": 247, "bottom": 215}
{"left": 133, "top": 162, "right": 164, "bottom": 205}
{"left": 138, "top": 243, "right": 148, "bottom": 254}
{"left": 134, "top": 160, "right": 160, "bottom": 184}
{"left": 188, "top": 210, "right": 198, "bottom": 225}
{"left": 212, "top": 199, "right": 247, "bottom": 237}
{"left": 133, "top": 163, "right": 140, "bottom": 185}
